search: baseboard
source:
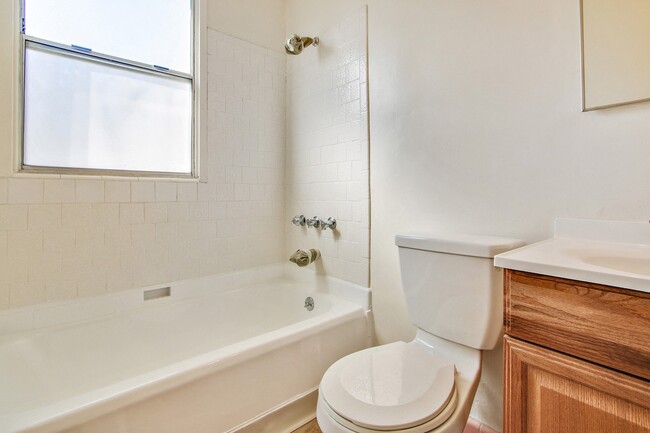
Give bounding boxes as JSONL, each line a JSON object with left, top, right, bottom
{"left": 227, "top": 391, "right": 496, "bottom": 433}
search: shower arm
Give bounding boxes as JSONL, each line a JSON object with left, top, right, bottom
{"left": 285, "top": 34, "right": 320, "bottom": 55}
{"left": 301, "top": 36, "right": 319, "bottom": 49}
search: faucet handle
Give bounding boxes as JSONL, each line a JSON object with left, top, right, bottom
{"left": 306, "top": 216, "right": 321, "bottom": 228}
{"left": 321, "top": 217, "right": 337, "bottom": 231}
{"left": 292, "top": 214, "right": 306, "bottom": 226}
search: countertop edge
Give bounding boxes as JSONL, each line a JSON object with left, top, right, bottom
{"left": 494, "top": 255, "right": 650, "bottom": 294}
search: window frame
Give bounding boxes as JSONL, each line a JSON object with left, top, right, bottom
{"left": 16, "top": 0, "right": 202, "bottom": 179}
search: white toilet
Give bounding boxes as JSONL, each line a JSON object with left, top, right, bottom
{"left": 317, "top": 233, "right": 525, "bottom": 433}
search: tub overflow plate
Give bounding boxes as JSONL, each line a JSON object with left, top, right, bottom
{"left": 304, "top": 297, "right": 315, "bottom": 311}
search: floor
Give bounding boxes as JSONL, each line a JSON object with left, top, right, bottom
{"left": 292, "top": 419, "right": 322, "bottom": 433}
{"left": 291, "top": 418, "right": 496, "bottom": 433}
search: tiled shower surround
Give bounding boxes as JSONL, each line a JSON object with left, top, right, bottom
{"left": 0, "top": 11, "right": 370, "bottom": 311}
{"left": 286, "top": 8, "right": 370, "bottom": 287}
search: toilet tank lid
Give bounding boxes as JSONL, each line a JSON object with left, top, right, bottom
{"left": 395, "top": 233, "right": 526, "bottom": 258}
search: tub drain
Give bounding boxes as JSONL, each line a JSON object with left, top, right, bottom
{"left": 304, "top": 297, "right": 314, "bottom": 311}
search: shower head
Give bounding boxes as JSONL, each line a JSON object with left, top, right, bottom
{"left": 285, "top": 34, "right": 319, "bottom": 55}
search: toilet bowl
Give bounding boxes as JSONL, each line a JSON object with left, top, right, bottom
{"left": 317, "top": 233, "right": 525, "bottom": 433}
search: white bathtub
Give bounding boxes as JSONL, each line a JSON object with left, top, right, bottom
{"left": 0, "top": 272, "right": 370, "bottom": 433}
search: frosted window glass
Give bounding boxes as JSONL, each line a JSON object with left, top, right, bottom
{"left": 24, "top": 0, "right": 192, "bottom": 73}
{"left": 23, "top": 43, "right": 192, "bottom": 174}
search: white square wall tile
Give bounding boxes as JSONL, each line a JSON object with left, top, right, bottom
{"left": 131, "top": 223, "right": 156, "bottom": 244}
{"left": 77, "top": 272, "right": 107, "bottom": 297}
{"left": 0, "top": 231, "right": 6, "bottom": 261}
{"left": 177, "top": 183, "right": 198, "bottom": 202}
{"left": 167, "top": 203, "right": 189, "bottom": 222}
{"left": 131, "top": 182, "right": 155, "bottom": 203}
{"left": 105, "top": 225, "right": 130, "bottom": 248}
{"left": 0, "top": 179, "right": 7, "bottom": 204}
{"left": 105, "top": 181, "right": 131, "bottom": 203}
{"left": 226, "top": 167, "right": 242, "bottom": 184}
{"left": 92, "top": 203, "right": 120, "bottom": 226}
{"left": 8, "top": 178, "right": 43, "bottom": 204}
{"left": 1, "top": 254, "right": 28, "bottom": 285}
{"left": 145, "top": 203, "right": 167, "bottom": 224}
{"left": 44, "top": 180, "right": 76, "bottom": 203}
{"left": 155, "top": 182, "right": 177, "bottom": 202}
{"left": 10, "top": 280, "right": 46, "bottom": 308}
{"left": 197, "top": 183, "right": 217, "bottom": 201}
{"left": 0, "top": 281, "right": 9, "bottom": 310}
{"left": 62, "top": 204, "right": 92, "bottom": 228}
{"left": 0, "top": 205, "right": 29, "bottom": 231}
{"left": 76, "top": 180, "right": 104, "bottom": 203}
{"left": 119, "top": 203, "right": 145, "bottom": 225}
{"left": 209, "top": 202, "right": 227, "bottom": 220}
{"left": 28, "top": 204, "right": 62, "bottom": 229}
{"left": 216, "top": 184, "right": 234, "bottom": 201}
{"left": 189, "top": 202, "right": 209, "bottom": 221}
{"left": 43, "top": 228, "right": 75, "bottom": 254}
{"left": 234, "top": 184, "right": 249, "bottom": 201}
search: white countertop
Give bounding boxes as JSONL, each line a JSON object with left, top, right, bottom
{"left": 494, "top": 219, "right": 650, "bottom": 294}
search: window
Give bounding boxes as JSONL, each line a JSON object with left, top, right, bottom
{"left": 21, "top": 0, "right": 196, "bottom": 176}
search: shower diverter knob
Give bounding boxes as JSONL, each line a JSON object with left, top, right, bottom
{"left": 321, "top": 217, "right": 337, "bottom": 231}
{"left": 306, "top": 216, "right": 321, "bottom": 228}
{"left": 292, "top": 215, "right": 306, "bottom": 226}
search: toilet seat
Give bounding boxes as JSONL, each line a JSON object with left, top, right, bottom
{"left": 319, "top": 387, "right": 458, "bottom": 433}
{"left": 320, "top": 342, "right": 457, "bottom": 432}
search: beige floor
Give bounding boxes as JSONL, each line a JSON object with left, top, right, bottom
{"left": 292, "top": 419, "right": 322, "bottom": 433}
{"left": 291, "top": 418, "right": 485, "bottom": 433}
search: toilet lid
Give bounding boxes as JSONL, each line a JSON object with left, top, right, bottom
{"left": 320, "top": 342, "right": 456, "bottom": 431}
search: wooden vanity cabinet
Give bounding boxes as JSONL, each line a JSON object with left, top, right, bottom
{"left": 503, "top": 270, "right": 650, "bottom": 433}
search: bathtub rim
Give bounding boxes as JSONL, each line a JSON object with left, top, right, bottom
{"left": 0, "top": 263, "right": 371, "bottom": 338}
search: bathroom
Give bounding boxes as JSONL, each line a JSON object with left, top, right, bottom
{"left": 1, "top": 0, "right": 649, "bottom": 432}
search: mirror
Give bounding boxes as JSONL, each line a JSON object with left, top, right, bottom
{"left": 581, "top": 0, "right": 650, "bottom": 111}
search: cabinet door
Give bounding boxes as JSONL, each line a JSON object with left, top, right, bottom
{"left": 504, "top": 336, "right": 650, "bottom": 433}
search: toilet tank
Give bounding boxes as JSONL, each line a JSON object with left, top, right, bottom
{"left": 395, "top": 233, "right": 525, "bottom": 350}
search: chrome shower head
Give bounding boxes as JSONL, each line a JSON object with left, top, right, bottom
{"left": 285, "top": 34, "right": 319, "bottom": 55}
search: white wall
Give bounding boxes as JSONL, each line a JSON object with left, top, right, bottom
{"left": 288, "top": 0, "right": 650, "bottom": 431}
{"left": 285, "top": 8, "right": 370, "bottom": 288}
{"left": 207, "top": 0, "right": 285, "bottom": 53}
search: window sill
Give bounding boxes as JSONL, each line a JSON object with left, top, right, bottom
{"left": 13, "top": 170, "right": 201, "bottom": 183}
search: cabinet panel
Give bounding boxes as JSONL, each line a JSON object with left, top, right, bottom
{"left": 505, "top": 336, "right": 650, "bottom": 433}
{"left": 504, "top": 270, "right": 650, "bottom": 380}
